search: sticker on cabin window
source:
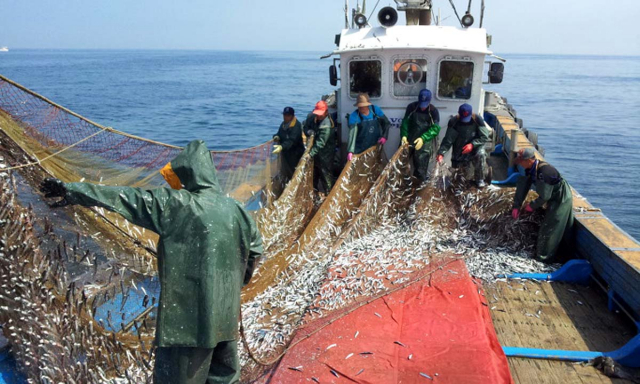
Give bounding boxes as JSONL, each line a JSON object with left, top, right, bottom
{"left": 438, "top": 61, "right": 474, "bottom": 100}
{"left": 393, "top": 59, "right": 428, "bottom": 97}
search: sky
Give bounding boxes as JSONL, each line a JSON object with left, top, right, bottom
{"left": 0, "top": 0, "right": 639, "bottom": 56}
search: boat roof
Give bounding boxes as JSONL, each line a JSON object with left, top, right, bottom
{"left": 336, "top": 25, "right": 492, "bottom": 55}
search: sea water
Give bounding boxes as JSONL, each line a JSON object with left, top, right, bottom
{"left": 0, "top": 50, "right": 638, "bottom": 239}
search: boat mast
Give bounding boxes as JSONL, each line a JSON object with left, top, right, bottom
{"left": 344, "top": 0, "right": 350, "bottom": 28}
{"left": 395, "top": 0, "right": 433, "bottom": 26}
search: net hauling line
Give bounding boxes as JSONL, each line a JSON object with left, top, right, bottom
{"left": 0, "top": 73, "right": 272, "bottom": 172}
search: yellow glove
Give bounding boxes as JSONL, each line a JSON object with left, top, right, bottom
{"left": 272, "top": 145, "right": 283, "bottom": 154}
{"left": 401, "top": 136, "right": 408, "bottom": 146}
{"left": 413, "top": 138, "right": 424, "bottom": 151}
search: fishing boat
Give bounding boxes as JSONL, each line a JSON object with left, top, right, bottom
{"left": 293, "top": 1, "right": 640, "bottom": 382}
{"left": 0, "top": 1, "right": 639, "bottom": 383}
{"left": 0, "top": 48, "right": 8, "bottom": 52}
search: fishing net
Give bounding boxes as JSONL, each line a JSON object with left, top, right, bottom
{"left": 0, "top": 75, "right": 278, "bottom": 204}
{"left": 0, "top": 75, "right": 279, "bottom": 382}
{"left": 0, "top": 176, "right": 156, "bottom": 383}
{"left": 0, "top": 73, "right": 279, "bottom": 284}
{"left": 0, "top": 74, "right": 557, "bottom": 383}
{"left": 241, "top": 145, "right": 387, "bottom": 303}
{"left": 253, "top": 138, "right": 316, "bottom": 255}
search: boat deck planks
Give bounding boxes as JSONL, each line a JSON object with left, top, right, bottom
{"left": 485, "top": 279, "right": 635, "bottom": 383}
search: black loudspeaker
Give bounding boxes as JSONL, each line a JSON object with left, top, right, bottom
{"left": 461, "top": 12, "right": 475, "bottom": 28}
{"left": 378, "top": 7, "right": 398, "bottom": 28}
{"left": 354, "top": 13, "right": 368, "bottom": 28}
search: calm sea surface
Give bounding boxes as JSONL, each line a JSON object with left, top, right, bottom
{"left": 0, "top": 50, "right": 639, "bottom": 239}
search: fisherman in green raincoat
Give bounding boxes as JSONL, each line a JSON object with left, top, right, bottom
{"left": 40, "top": 140, "right": 263, "bottom": 384}
{"left": 400, "top": 89, "right": 441, "bottom": 181}
{"left": 511, "top": 148, "right": 574, "bottom": 263}
{"left": 436, "top": 103, "right": 491, "bottom": 188}
{"left": 272, "top": 106, "right": 304, "bottom": 181}
{"left": 304, "top": 100, "right": 336, "bottom": 192}
{"left": 346, "top": 93, "right": 390, "bottom": 161}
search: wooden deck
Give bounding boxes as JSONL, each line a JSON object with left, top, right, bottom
{"left": 485, "top": 279, "right": 636, "bottom": 383}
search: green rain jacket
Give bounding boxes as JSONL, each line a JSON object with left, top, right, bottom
{"left": 304, "top": 113, "right": 336, "bottom": 166}
{"left": 513, "top": 160, "right": 570, "bottom": 210}
{"left": 274, "top": 117, "right": 305, "bottom": 167}
{"left": 64, "top": 140, "right": 263, "bottom": 348}
{"left": 437, "top": 114, "right": 490, "bottom": 163}
{"left": 400, "top": 102, "right": 441, "bottom": 144}
{"left": 513, "top": 160, "right": 574, "bottom": 261}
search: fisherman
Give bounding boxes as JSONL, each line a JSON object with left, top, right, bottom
{"left": 511, "top": 148, "right": 574, "bottom": 262}
{"left": 400, "top": 89, "right": 441, "bottom": 181}
{"left": 304, "top": 100, "right": 336, "bottom": 192}
{"left": 273, "top": 106, "right": 304, "bottom": 181}
{"left": 39, "top": 140, "right": 262, "bottom": 384}
{"left": 346, "top": 93, "right": 390, "bottom": 161}
{"left": 436, "top": 103, "right": 491, "bottom": 188}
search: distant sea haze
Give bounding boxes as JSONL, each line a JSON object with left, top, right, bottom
{"left": 0, "top": 50, "right": 639, "bottom": 240}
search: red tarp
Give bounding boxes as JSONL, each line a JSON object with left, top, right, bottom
{"left": 266, "top": 260, "right": 513, "bottom": 383}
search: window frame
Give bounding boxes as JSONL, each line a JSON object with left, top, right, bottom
{"left": 347, "top": 56, "right": 384, "bottom": 100}
{"left": 389, "top": 55, "right": 429, "bottom": 100}
{"left": 435, "top": 56, "right": 475, "bottom": 101}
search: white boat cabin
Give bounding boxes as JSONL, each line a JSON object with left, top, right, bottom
{"left": 326, "top": 4, "right": 503, "bottom": 159}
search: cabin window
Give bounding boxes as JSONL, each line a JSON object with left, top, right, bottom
{"left": 349, "top": 60, "right": 382, "bottom": 98}
{"left": 393, "top": 59, "right": 428, "bottom": 97}
{"left": 438, "top": 60, "right": 474, "bottom": 99}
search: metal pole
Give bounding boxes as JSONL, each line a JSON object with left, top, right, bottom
{"left": 508, "top": 130, "right": 519, "bottom": 168}
{"left": 345, "top": 0, "right": 350, "bottom": 28}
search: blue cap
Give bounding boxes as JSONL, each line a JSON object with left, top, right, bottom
{"left": 418, "top": 89, "right": 432, "bottom": 109}
{"left": 282, "top": 106, "right": 295, "bottom": 115}
{"left": 459, "top": 103, "right": 472, "bottom": 123}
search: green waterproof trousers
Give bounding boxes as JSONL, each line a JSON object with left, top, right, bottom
{"left": 537, "top": 180, "right": 574, "bottom": 262}
{"left": 154, "top": 341, "right": 240, "bottom": 384}
{"left": 280, "top": 154, "right": 298, "bottom": 182}
{"left": 313, "top": 158, "right": 335, "bottom": 193}
{"left": 412, "top": 140, "right": 436, "bottom": 181}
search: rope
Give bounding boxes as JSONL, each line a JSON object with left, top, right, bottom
{"left": 3, "top": 127, "right": 109, "bottom": 171}
{"left": 448, "top": 0, "right": 464, "bottom": 27}
{"left": 0, "top": 74, "right": 181, "bottom": 150}
{"left": 0, "top": 74, "right": 274, "bottom": 154}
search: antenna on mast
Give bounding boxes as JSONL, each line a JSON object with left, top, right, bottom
{"left": 345, "top": 0, "right": 350, "bottom": 28}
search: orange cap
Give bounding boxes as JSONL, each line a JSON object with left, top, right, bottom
{"left": 312, "top": 101, "right": 328, "bottom": 116}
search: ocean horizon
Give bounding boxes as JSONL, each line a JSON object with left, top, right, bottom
{"left": 1, "top": 49, "right": 638, "bottom": 239}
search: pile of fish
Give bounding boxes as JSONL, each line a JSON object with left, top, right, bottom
{"left": 0, "top": 175, "right": 155, "bottom": 383}
{"left": 240, "top": 155, "right": 557, "bottom": 379}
